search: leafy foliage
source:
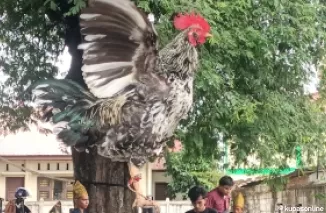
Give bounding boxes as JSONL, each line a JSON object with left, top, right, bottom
{"left": 165, "top": 151, "right": 222, "bottom": 199}
{"left": 0, "top": 0, "right": 67, "bottom": 130}
{"left": 141, "top": 0, "right": 326, "bottom": 193}
{"left": 159, "top": 1, "right": 326, "bottom": 157}
{"left": 1, "top": 0, "right": 326, "bottom": 195}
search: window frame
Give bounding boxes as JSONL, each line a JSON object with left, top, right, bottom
{"left": 37, "top": 177, "right": 74, "bottom": 201}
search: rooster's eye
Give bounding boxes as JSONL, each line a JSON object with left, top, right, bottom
{"left": 192, "top": 32, "right": 199, "bottom": 40}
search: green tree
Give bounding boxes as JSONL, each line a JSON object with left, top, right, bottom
{"left": 165, "top": 151, "right": 223, "bottom": 199}
{"left": 146, "top": 0, "right": 326, "bottom": 195}
{"left": 1, "top": 0, "right": 326, "bottom": 206}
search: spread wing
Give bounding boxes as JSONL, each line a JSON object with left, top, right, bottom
{"left": 79, "top": 0, "right": 159, "bottom": 99}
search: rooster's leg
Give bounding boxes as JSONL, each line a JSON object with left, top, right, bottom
{"left": 128, "top": 162, "right": 160, "bottom": 210}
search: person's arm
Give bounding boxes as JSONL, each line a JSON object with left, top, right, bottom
{"left": 206, "top": 194, "right": 216, "bottom": 209}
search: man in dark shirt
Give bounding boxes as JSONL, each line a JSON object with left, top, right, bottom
{"left": 206, "top": 176, "right": 234, "bottom": 213}
{"left": 15, "top": 198, "right": 32, "bottom": 213}
{"left": 185, "top": 186, "right": 217, "bottom": 213}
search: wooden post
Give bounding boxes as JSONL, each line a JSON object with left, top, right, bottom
{"left": 72, "top": 148, "right": 136, "bottom": 213}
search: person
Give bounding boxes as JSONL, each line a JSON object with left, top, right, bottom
{"left": 232, "top": 192, "right": 244, "bottom": 213}
{"left": 4, "top": 187, "right": 32, "bottom": 213}
{"left": 70, "top": 181, "right": 89, "bottom": 213}
{"left": 4, "top": 200, "right": 16, "bottom": 213}
{"left": 15, "top": 197, "right": 32, "bottom": 213}
{"left": 185, "top": 186, "right": 217, "bottom": 213}
{"left": 206, "top": 176, "right": 234, "bottom": 213}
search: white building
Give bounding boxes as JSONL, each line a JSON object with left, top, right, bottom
{"left": 0, "top": 127, "right": 177, "bottom": 202}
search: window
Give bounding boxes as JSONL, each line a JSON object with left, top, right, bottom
{"left": 6, "top": 177, "right": 25, "bottom": 201}
{"left": 38, "top": 178, "right": 51, "bottom": 200}
{"left": 66, "top": 191, "right": 74, "bottom": 199}
{"left": 66, "top": 181, "right": 74, "bottom": 199}
{"left": 154, "top": 182, "right": 168, "bottom": 200}
{"left": 37, "top": 177, "right": 73, "bottom": 200}
{"left": 53, "top": 180, "right": 63, "bottom": 200}
{"left": 39, "top": 191, "right": 50, "bottom": 199}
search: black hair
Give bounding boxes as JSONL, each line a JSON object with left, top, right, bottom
{"left": 219, "top": 176, "right": 234, "bottom": 186}
{"left": 187, "top": 185, "right": 207, "bottom": 203}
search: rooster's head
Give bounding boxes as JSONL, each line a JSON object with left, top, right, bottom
{"left": 173, "top": 12, "right": 212, "bottom": 47}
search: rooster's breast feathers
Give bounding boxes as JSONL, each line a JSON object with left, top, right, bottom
{"left": 79, "top": 0, "right": 160, "bottom": 99}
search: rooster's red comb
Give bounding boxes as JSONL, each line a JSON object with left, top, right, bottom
{"left": 173, "top": 12, "right": 210, "bottom": 33}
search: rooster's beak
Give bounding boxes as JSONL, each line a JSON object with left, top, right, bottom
{"left": 205, "top": 33, "right": 213, "bottom": 38}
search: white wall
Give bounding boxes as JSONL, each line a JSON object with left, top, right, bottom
{"left": 0, "top": 160, "right": 73, "bottom": 201}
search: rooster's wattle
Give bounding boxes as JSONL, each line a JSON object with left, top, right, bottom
{"left": 29, "top": 0, "right": 211, "bottom": 208}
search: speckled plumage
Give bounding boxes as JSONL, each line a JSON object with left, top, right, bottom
{"left": 29, "top": 0, "right": 207, "bottom": 168}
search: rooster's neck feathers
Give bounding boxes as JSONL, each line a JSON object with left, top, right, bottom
{"left": 158, "top": 31, "right": 198, "bottom": 80}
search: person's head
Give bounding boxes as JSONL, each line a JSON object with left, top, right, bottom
{"left": 15, "top": 187, "right": 30, "bottom": 199}
{"left": 73, "top": 181, "right": 89, "bottom": 209}
{"left": 188, "top": 186, "right": 207, "bottom": 212}
{"left": 218, "top": 176, "right": 234, "bottom": 196}
{"left": 75, "top": 194, "right": 89, "bottom": 210}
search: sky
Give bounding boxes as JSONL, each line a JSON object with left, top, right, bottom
{"left": 54, "top": 46, "right": 72, "bottom": 79}
{"left": 302, "top": 62, "right": 320, "bottom": 95}
{"left": 0, "top": 46, "right": 71, "bottom": 81}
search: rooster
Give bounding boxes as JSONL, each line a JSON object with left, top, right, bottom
{"left": 29, "top": 0, "right": 211, "bottom": 208}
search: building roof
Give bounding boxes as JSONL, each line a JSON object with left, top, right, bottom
{"left": 0, "top": 124, "right": 71, "bottom": 156}
{"left": 0, "top": 126, "right": 182, "bottom": 159}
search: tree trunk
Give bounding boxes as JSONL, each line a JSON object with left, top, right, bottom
{"left": 72, "top": 148, "right": 136, "bottom": 213}
{"left": 64, "top": 14, "right": 136, "bottom": 213}
{"left": 64, "top": 15, "right": 87, "bottom": 88}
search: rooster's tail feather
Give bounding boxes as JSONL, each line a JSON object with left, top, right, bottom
{"left": 28, "top": 79, "right": 98, "bottom": 146}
